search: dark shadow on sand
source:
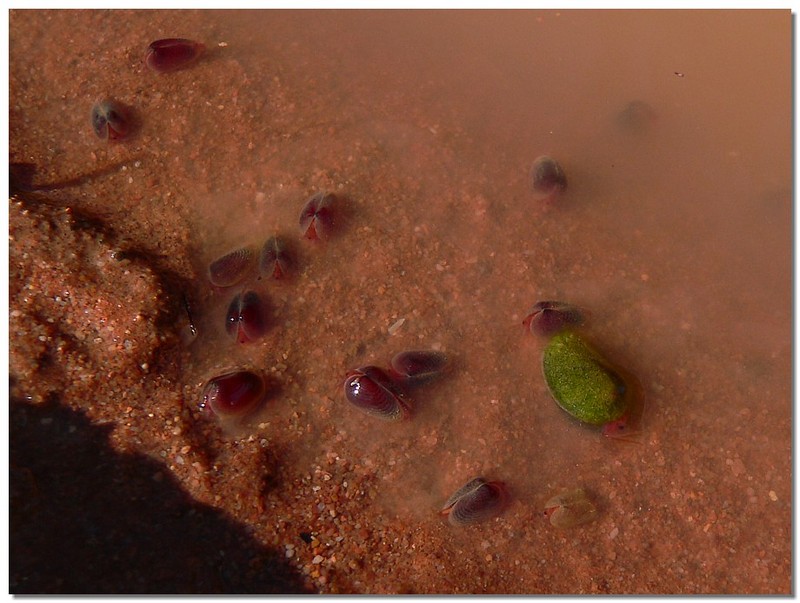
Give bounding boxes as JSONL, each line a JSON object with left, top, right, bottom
{"left": 10, "top": 397, "right": 311, "bottom": 594}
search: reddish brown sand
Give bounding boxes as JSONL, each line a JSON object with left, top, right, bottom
{"left": 9, "top": 10, "right": 791, "bottom": 594}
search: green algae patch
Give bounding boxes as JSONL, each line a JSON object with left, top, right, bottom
{"left": 541, "top": 330, "right": 628, "bottom": 425}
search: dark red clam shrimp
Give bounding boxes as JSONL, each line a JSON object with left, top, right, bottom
{"left": 299, "top": 192, "right": 337, "bottom": 240}
{"left": 389, "top": 350, "right": 448, "bottom": 386}
{"left": 343, "top": 366, "right": 410, "bottom": 421}
{"left": 144, "top": 38, "right": 205, "bottom": 73}
{"left": 441, "top": 477, "right": 508, "bottom": 527}
{"left": 226, "top": 290, "right": 268, "bottom": 344}
{"left": 200, "top": 369, "right": 266, "bottom": 418}
{"left": 523, "top": 301, "right": 585, "bottom": 338}
{"left": 529, "top": 155, "right": 567, "bottom": 202}
{"left": 208, "top": 246, "right": 255, "bottom": 288}
{"left": 90, "top": 99, "right": 132, "bottom": 141}
{"left": 259, "top": 235, "right": 292, "bottom": 280}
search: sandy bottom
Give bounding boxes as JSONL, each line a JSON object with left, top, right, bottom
{"left": 9, "top": 10, "right": 791, "bottom": 594}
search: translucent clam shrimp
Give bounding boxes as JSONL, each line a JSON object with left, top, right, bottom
{"left": 90, "top": 99, "right": 131, "bottom": 141}
{"left": 543, "top": 488, "right": 598, "bottom": 528}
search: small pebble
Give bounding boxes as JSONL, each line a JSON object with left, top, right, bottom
{"left": 312, "top": 555, "right": 324, "bottom": 565}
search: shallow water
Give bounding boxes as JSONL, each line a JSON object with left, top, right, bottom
{"left": 9, "top": 9, "right": 791, "bottom": 593}
{"left": 190, "top": 10, "right": 792, "bottom": 591}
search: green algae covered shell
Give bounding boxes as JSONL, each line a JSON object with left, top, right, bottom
{"left": 541, "top": 330, "right": 628, "bottom": 425}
